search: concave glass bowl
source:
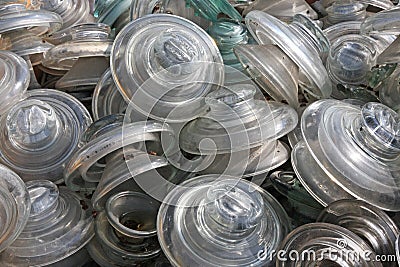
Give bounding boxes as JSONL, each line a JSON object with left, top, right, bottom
{"left": 324, "top": 0, "right": 367, "bottom": 27}
{"left": 87, "top": 191, "right": 162, "bottom": 266}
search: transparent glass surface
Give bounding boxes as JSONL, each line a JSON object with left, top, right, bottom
{"left": 361, "top": 0, "right": 394, "bottom": 9}
{"left": 0, "top": 51, "right": 29, "bottom": 115}
{"left": 130, "top": 0, "right": 210, "bottom": 29}
{"left": 270, "top": 171, "right": 323, "bottom": 210}
{"left": 325, "top": 0, "right": 367, "bottom": 26}
{"left": 246, "top": 11, "right": 332, "bottom": 99}
{"left": 229, "top": 0, "right": 254, "bottom": 8}
{"left": 110, "top": 14, "right": 224, "bottom": 122}
{"left": 0, "top": 0, "right": 42, "bottom": 9}
{"left": 185, "top": 0, "right": 242, "bottom": 22}
{"left": 323, "top": 21, "right": 396, "bottom": 55}
{"left": 64, "top": 119, "right": 175, "bottom": 191}
{"left": 207, "top": 19, "right": 248, "bottom": 71}
{"left": 361, "top": 6, "right": 400, "bottom": 35}
{"left": 277, "top": 223, "right": 382, "bottom": 266}
{"left": 88, "top": 191, "right": 162, "bottom": 266}
{"left": 292, "top": 140, "right": 355, "bottom": 207}
{"left": 368, "top": 63, "right": 397, "bottom": 89}
{"left": 298, "top": 100, "right": 400, "bottom": 211}
{"left": 41, "top": 0, "right": 93, "bottom": 30}
{"left": 324, "top": 21, "right": 364, "bottom": 43}
{"left": 92, "top": 68, "right": 127, "bottom": 121}
{"left": 193, "top": 140, "right": 290, "bottom": 177}
{"left": 94, "top": 0, "right": 131, "bottom": 26}
{"left": 42, "top": 23, "right": 113, "bottom": 71}
{"left": 112, "top": 8, "right": 130, "bottom": 34}
{"left": 377, "top": 35, "right": 400, "bottom": 65}
{"left": 45, "top": 22, "right": 108, "bottom": 45}
{"left": 287, "top": 106, "right": 305, "bottom": 148}
{"left": 157, "top": 175, "right": 290, "bottom": 266}
{"left": 174, "top": 73, "right": 294, "bottom": 177}
{"left": 0, "top": 180, "right": 94, "bottom": 267}
{"left": 397, "top": 236, "right": 400, "bottom": 266}
{"left": 0, "top": 29, "right": 54, "bottom": 58}
{"left": 287, "top": 125, "right": 303, "bottom": 148}
{"left": 326, "top": 34, "right": 378, "bottom": 86}
{"left": 54, "top": 57, "right": 108, "bottom": 91}
{"left": 180, "top": 84, "right": 298, "bottom": 154}
{"left": 234, "top": 44, "right": 299, "bottom": 108}
{"left": 243, "top": 0, "right": 318, "bottom": 21}
{"left": 37, "top": 64, "right": 67, "bottom": 77}
{"left": 0, "top": 89, "right": 92, "bottom": 183}
{"left": 0, "top": 164, "right": 30, "bottom": 253}
{"left": 92, "top": 147, "right": 181, "bottom": 211}
{"left": 318, "top": 199, "right": 399, "bottom": 258}
{"left": 321, "top": 0, "right": 394, "bottom": 10}
{"left": 379, "top": 65, "right": 400, "bottom": 111}
{"left": 105, "top": 191, "right": 160, "bottom": 239}
{"left": 333, "top": 85, "right": 379, "bottom": 104}
{"left": 269, "top": 171, "right": 323, "bottom": 224}
{"left": 0, "top": 3, "right": 62, "bottom": 35}
{"left": 60, "top": 86, "right": 95, "bottom": 113}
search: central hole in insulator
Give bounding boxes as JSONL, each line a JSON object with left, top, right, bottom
{"left": 119, "top": 212, "right": 155, "bottom": 232}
